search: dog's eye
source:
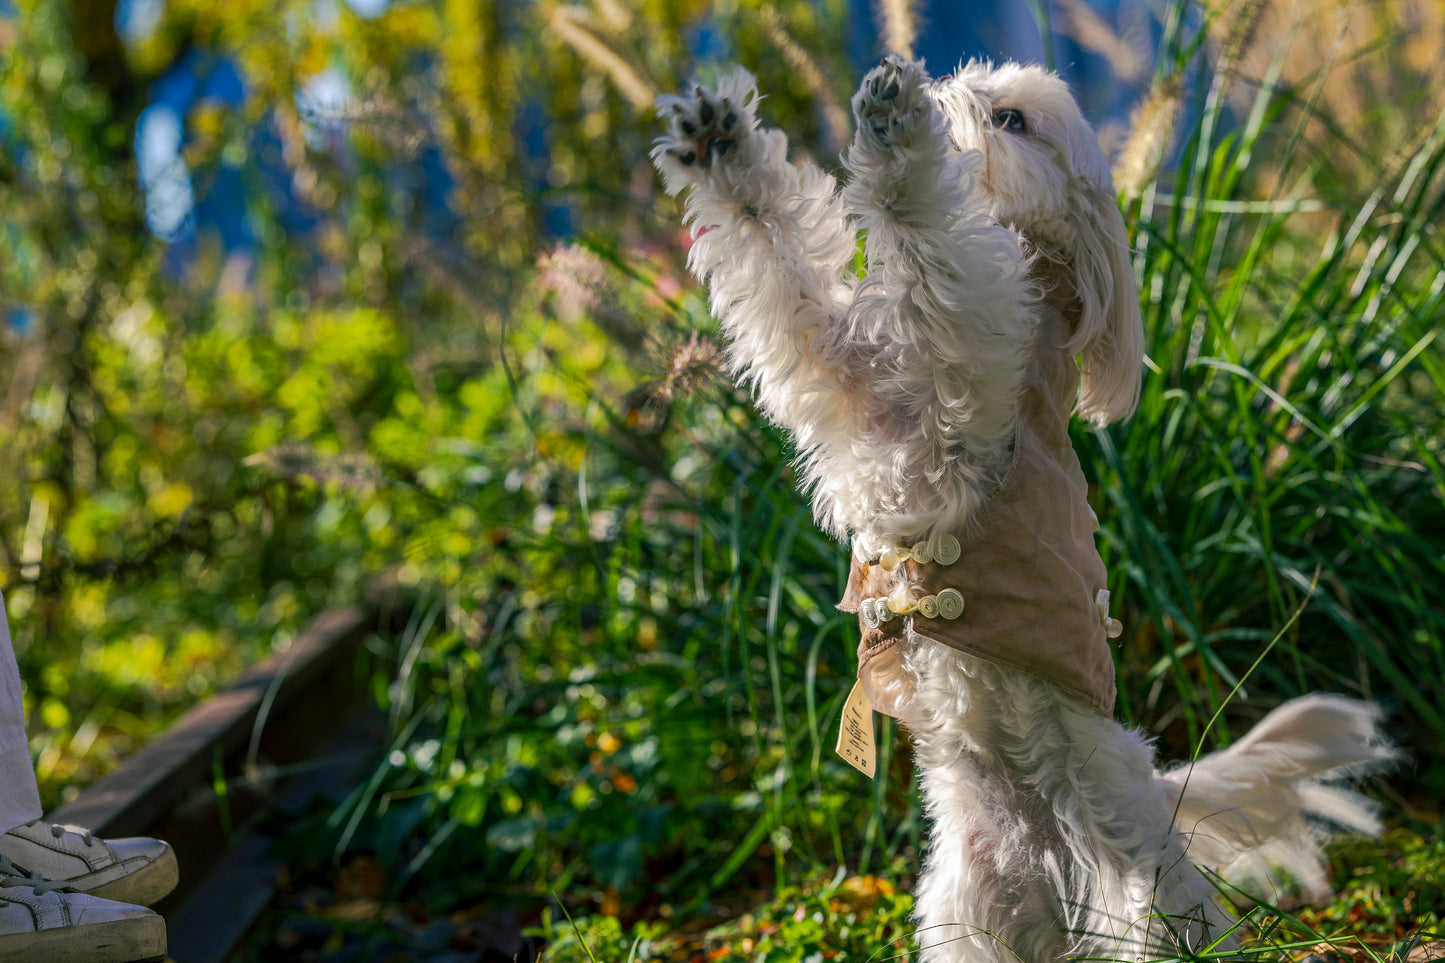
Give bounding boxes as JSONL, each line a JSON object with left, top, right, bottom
{"left": 992, "top": 107, "right": 1026, "bottom": 133}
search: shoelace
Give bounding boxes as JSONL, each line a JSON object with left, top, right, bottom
{"left": 21, "top": 819, "right": 96, "bottom": 848}
{"left": 0, "top": 855, "right": 67, "bottom": 896}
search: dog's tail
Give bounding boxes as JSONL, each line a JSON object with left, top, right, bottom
{"left": 1155, "top": 694, "right": 1397, "bottom": 901}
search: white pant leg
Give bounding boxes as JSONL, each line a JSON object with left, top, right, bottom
{"left": 0, "top": 590, "right": 42, "bottom": 836}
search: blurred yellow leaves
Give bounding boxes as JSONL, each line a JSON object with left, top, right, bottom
{"left": 145, "top": 480, "right": 194, "bottom": 519}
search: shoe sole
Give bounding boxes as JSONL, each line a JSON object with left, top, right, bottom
{"left": 0, "top": 913, "right": 166, "bottom": 963}
{"left": 85, "top": 847, "right": 180, "bottom": 907}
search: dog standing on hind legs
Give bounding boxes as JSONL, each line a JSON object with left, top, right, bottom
{"left": 652, "top": 56, "right": 1395, "bottom": 962}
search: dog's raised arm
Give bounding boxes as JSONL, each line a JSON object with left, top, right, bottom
{"left": 834, "top": 57, "right": 1039, "bottom": 550}
{"left": 652, "top": 62, "right": 1047, "bottom": 554}
{"left": 651, "top": 70, "right": 865, "bottom": 455}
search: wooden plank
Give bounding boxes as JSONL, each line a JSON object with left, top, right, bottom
{"left": 161, "top": 711, "right": 383, "bottom": 963}
{"left": 48, "top": 602, "right": 392, "bottom": 962}
{"left": 53, "top": 606, "right": 370, "bottom": 837}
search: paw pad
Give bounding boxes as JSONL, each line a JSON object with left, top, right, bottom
{"left": 659, "top": 84, "right": 743, "bottom": 171}
{"left": 853, "top": 56, "right": 929, "bottom": 148}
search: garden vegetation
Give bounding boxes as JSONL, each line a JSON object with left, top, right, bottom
{"left": 1, "top": 0, "right": 1442, "bottom": 959}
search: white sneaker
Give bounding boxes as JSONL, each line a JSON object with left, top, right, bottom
{"left": 0, "top": 856, "right": 166, "bottom": 963}
{"left": 0, "top": 821, "right": 178, "bottom": 907}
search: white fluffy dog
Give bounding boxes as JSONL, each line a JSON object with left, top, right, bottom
{"left": 653, "top": 56, "right": 1393, "bottom": 962}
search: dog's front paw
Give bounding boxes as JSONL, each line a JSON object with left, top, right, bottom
{"left": 852, "top": 55, "right": 931, "bottom": 150}
{"left": 652, "top": 72, "right": 757, "bottom": 193}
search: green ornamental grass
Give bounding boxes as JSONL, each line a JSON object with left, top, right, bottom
{"left": 2, "top": 0, "right": 1440, "bottom": 958}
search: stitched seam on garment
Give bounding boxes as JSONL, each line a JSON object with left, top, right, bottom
{"left": 905, "top": 621, "right": 1111, "bottom": 714}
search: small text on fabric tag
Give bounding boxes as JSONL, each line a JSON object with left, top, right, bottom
{"left": 835, "top": 680, "right": 877, "bottom": 777}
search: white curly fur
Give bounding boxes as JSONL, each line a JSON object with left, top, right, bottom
{"left": 653, "top": 57, "right": 1395, "bottom": 962}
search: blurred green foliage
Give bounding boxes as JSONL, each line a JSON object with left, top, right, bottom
{"left": 532, "top": 873, "right": 917, "bottom": 962}
{"left": 2, "top": 0, "right": 1444, "bottom": 957}
{"left": 1302, "top": 829, "right": 1445, "bottom": 938}
{"left": 0, "top": 0, "right": 854, "bottom": 804}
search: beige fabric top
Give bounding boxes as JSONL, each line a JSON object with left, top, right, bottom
{"left": 837, "top": 264, "right": 1118, "bottom": 717}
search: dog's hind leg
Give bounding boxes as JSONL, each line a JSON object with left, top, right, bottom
{"left": 911, "top": 737, "right": 1073, "bottom": 963}
{"left": 902, "top": 644, "right": 1077, "bottom": 963}
{"left": 904, "top": 643, "right": 1235, "bottom": 963}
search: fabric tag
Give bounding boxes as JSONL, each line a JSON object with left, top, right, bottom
{"left": 835, "top": 680, "right": 877, "bottom": 777}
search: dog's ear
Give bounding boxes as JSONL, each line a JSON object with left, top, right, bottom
{"left": 1064, "top": 125, "right": 1144, "bottom": 425}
